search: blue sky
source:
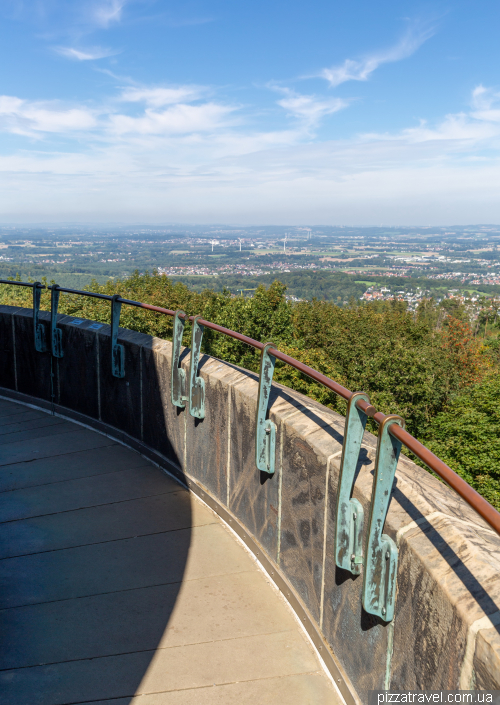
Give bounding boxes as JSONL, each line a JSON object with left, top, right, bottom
{"left": 0, "top": 0, "right": 499, "bottom": 224}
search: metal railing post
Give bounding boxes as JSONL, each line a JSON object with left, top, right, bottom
{"left": 189, "top": 315, "right": 205, "bottom": 418}
{"left": 335, "top": 392, "right": 371, "bottom": 575}
{"left": 111, "top": 295, "right": 125, "bottom": 378}
{"left": 33, "top": 282, "right": 47, "bottom": 353}
{"left": 171, "top": 310, "right": 188, "bottom": 408}
{"left": 50, "top": 285, "right": 63, "bottom": 358}
{"left": 362, "top": 414, "right": 404, "bottom": 622}
{"left": 255, "top": 342, "right": 277, "bottom": 475}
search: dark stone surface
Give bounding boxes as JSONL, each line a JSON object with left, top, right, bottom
{"left": 141, "top": 338, "right": 185, "bottom": 472}
{"left": 98, "top": 326, "right": 143, "bottom": 441}
{"left": 229, "top": 377, "right": 281, "bottom": 561}
{"left": 0, "top": 307, "right": 18, "bottom": 391}
{"left": 13, "top": 309, "right": 53, "bottom": 403}
{"left": 322, "top": 451, "right": 389, "bottom": 695}
{"left": 474, "top": 627, "right": 500, "bottom": 689}
{"left": 279, "top": 421, "right": 328, "bottom": 624}
{"left": 57, "top": 317, "right": 99, "bottom": 418}
{"left": 389, "top": 534, "right": 467, "bottom": 690}
{"left": 184, "top": 357, "right": 239, "bottom": 504}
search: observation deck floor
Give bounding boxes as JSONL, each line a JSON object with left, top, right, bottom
{"left": 0, "top": 398, "right": 340, "bottom": 705}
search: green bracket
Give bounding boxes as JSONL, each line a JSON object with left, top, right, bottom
{"left": 335, "top": 392, "right": 370, "bottom": 575}
{"left": 171, "top": 310, "right": 188, "bottom": 408}
{"left": 50, "top": 285, "right": 63, "bottom": 358}
{"left": 362, "top": 415, "right": 404, "bottom": 622}
{"left": 111, "top": 295, "right": 125, "bottom": 378}
{"left": 189, "top": 314, "right": 205, "bottom": 419}
{"left": 33, "top": 282, "right": 47, "bottom": 353}
{"left": 255, "top": 342, "right": 277, "bottom": 475}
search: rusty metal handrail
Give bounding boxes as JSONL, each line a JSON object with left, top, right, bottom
{"left": 1, "top": 278, "right": 499, "bottom": 536}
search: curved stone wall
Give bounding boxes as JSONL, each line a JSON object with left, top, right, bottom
{"left": 1, "top": 304, "right": 500, "bottom": 702}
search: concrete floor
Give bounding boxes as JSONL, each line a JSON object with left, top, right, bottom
{"left": 0, "top": 398, "right": 341, "bottom": 705}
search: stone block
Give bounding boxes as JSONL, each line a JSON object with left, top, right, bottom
{"left": 474, "top": 624, "right": 500, "bottom": 689}
{"left": 184, "top": 356, "right": 245, "bottom": 504}
{"left": 0, "top": 306, "right": 19, "bottom": 391}
{"left": 278, "top": 404, "right": 338, "bottom": 625}
{"left": 228, "top": 374, "right": 281, "bottom": 561}
{"left": 141, "top": 337, "right": 185, "bottom": 473}
{"left": 98, "top": 326, "right": 144, "bottom": 440}
{"left": 57, "top": 317, "right": 99, "bottom": 418}
{"left": 13, "top": 308, "right": 53, "bottom": 402}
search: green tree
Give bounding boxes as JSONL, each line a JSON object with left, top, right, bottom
{"left": 422, "top": 374, "right": 500, "bottom": 510}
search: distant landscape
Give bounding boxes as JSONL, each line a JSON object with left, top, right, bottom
{"left": 1, "top": 223, "right": 500, "bottom": 306}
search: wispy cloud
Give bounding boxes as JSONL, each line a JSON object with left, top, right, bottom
{"left": 274, "top": 87, "right": 349, "bottom": 127}
{"left": 363, "top": 85, "right": 500, "bottom": 144}
{"left": 119, "top": 86, "right": 206, "bottom": 107}
{"left": 55, "top": 46, "right": 119, "bottom": 61}
{"left": 0, "top": 96, "right": 97, "bottom": 137}
{"left": 471, "top": 85, "right": 500, "bottom": 123}
{"left": 320, "top": 23, "right": 435, "bottom": 87}
{"left": 91, "top": 0, "right": 126, "bottom": 28}
{"left": 109, "top": 103, "right": 236, "bottom": 136}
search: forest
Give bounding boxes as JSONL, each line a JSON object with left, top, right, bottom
{"left": 1, "top": 271, "right": 499, "bottom": 510}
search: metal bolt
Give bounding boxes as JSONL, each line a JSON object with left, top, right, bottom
{"left": 265, "top": 427, "right": 270, "bottom": 435}
{"left": 353, "top": 513, "right": 357, "bottom": 520}
{"left": 381, "top": 607, "right": 386, "bottom": 615}
{"left": 351, "top": 554, "right": 356, "bottom": 561}
{"left": 386, "top": 551, "right": 390, "bottom": 560}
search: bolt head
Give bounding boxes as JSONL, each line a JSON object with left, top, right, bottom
{"left": 353, "top": 513, "right": 357, "bottom": 520}
{"left": 381, "top": 607, "right": 386, "bottom": 615}
{"left": 351, "top": 554, "right": 356, "bottom": 561}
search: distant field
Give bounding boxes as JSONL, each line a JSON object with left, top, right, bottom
{"left": 0, "top": 272, "right": 114, "bottom": 289}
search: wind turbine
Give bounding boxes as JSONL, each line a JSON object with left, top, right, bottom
{"left": 283, "top": 233, "right": 288, "bottom": 253}
{"left": 211, "top": 240, "right": 217, "bottom": 252}
{"left": 238, "top": 238, "right": 242, "bottom": 252}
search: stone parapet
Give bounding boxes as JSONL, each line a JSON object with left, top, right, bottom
{"left": 0, "top": 305, "right": 499, "bottom": 701}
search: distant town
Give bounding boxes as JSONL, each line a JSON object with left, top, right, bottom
{"left": 0, "top": 224, "right": 499, "bottom": 312}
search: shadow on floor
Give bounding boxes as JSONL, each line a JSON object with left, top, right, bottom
{"left": 0, "top": 398, "right": 192, "bottom": 705}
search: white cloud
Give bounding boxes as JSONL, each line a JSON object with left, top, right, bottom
{"left": 55, "top": 46, "right": 119, "bottom": 61}
{"left": 471, "top": 85, "right": 500, "bottom": 123}
{"left": 274, "top": 88, "right": 349, "bottom": 127}
{"left": 363, "top": 84, "right": 500, "bottom": 144}
{"left": 91, "top": 0, "right": 125, "bottom": 28}
{"left": 119, "top": 86, "right": 205, "bottom": 107}
{"left": 0, "top": 96, "right": 97, "bottom": 136}
{"left": 320, "top": 24, "right": 435, "bottom": 87}
{"left": 109, "top": 102, "right": 236, "bottom": 136}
